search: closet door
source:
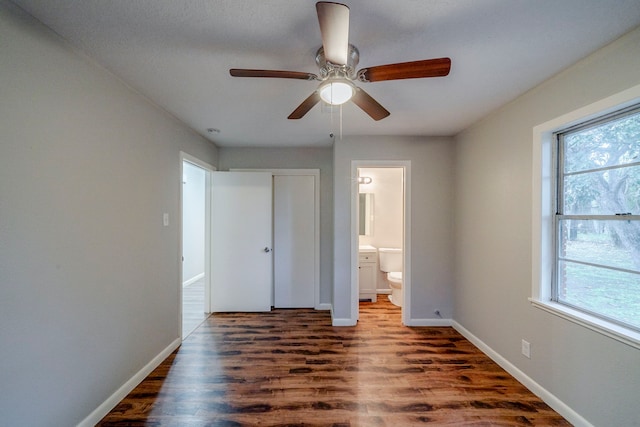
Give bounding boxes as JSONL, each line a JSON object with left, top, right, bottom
{"left": 273, "top": 175, "right": 315, "bottom": 308}
{"left": 210, "top": 172, "right": 272, "bottom": 312}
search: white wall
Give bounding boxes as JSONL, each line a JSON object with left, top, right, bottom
{"left": 217, "top": 147, "right": 333, "bottom": 305}
{"left": 333, "top": 136, "right": 455, "bottom": 322}
{"left": 182, "top": 161, "right": 206, "bottom": 284}
{"left": 0, "top": 2, "right": 218, "bottom": 425}
{"left": 454, "top": 26, "right": 640, "bottom": 426}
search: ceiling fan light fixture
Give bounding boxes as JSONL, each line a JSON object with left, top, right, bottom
{"left": 318, "top": 79, "right": 354, "bottom": 105}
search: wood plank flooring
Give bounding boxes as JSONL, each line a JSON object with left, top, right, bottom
{"left": 99, "top": 298, "right": 571, "bottom": 426}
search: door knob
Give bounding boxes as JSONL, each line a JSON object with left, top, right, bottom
{"left": 264, "top": 247, "right": 272, "bottom": 253}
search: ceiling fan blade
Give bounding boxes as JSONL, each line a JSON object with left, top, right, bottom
{"left": 358, "top": 58, "right": 451, "bottom": 82}
{"left": 288, "top": 92, "right": 321, "bottom": 119}
{"left": 316, "top": 2, "right": 350, "bottom": 65}
{"left": 230, "top": 69, "right": 318, "bottom": 80}
{"left": 351, "top": 87, "right": 390, "bottom": 121}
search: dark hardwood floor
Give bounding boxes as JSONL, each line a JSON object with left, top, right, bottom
{"left": 99, "top": 298, "right": 571, "bottom": 426}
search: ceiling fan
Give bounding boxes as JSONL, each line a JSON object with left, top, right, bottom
{"left": 229, "top": 1, "right": 451, "bottom": 121}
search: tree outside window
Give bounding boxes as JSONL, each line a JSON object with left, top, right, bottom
{"left": 555, "top": 106, "right": 640, "bottom": 330}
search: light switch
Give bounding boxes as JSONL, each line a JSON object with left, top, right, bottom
{"left": 521, "top": 339, "right": 531, "bottom": 359}
{"left": 163, "top": 213, "right": 169, "bottom": 226}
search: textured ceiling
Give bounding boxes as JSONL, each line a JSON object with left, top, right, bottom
{"left": 9, "top": 0, "right": 640, "bottom": 147}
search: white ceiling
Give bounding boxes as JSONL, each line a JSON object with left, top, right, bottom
{"left": 10, "top": 0, "right": 640, "bottom": 147}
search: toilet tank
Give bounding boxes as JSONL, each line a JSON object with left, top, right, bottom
{"left": 378, "top": 247, "right": 402, "bottom": 272}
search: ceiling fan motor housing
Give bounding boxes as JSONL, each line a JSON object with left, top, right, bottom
{"left": 315, "top": 44, "right": 360, "bottom": 80}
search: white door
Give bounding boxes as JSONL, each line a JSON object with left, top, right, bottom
{"left": 210, "top": 172, "right": 272, "bottom": 312}
{"left": 274, "top": 175, "right": 315, "bottom": 308}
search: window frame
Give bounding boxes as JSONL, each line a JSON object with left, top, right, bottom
{"left": 531, "top": 84, "right": 640, "bottom": 350}
{"left": 552, "top": 106, "right": 640, "bottom": 332}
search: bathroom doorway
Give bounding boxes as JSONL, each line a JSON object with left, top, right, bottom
{"left": 352, "top": 161, "right": 410, "bottom": 325}
{"left": 180, "top": 153, "right": 215, "bottom": 339}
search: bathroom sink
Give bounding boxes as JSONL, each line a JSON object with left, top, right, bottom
{"left": 359, "top": 245, "right": 377, "bottom": 252}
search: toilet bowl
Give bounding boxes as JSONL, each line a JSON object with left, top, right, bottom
{"left": 378, "top": 248, "right": 402, "bottom": 307}
{"left": 387, "top": 271, "right": 403, "bottom": 307}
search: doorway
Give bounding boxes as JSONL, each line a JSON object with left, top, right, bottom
{"left": 180, "top": 153, "right": 215, "bottom": 339}
{"left": 352, "top": 161, "right": 411, "bottom": 325}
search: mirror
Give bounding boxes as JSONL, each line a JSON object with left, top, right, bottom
{"left": 359, "top": 193, "right": 374, "bottom": 236}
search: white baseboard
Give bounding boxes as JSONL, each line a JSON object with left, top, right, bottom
{"left": 77, "top": 338, "right": 181, "bottom": 427}
{"left": 406, "top": 318, "right": 452, "bottom": 326}
{"left": 332, "top": 317, "right": 357, "bottom": 326}
{"left": 452, "top": 321, "right": 592, "bottom": 427}
{"left": 330, "top": 305, "right": 357, "bottom": 326}
{"left": 315, "top": 303, "right": 331, "bottom": 311}
{"left": 182, "top": 272, "right": 204, "bottom": 287}
{"left": 376, "top": 289, "right": 391, "bottom": 294}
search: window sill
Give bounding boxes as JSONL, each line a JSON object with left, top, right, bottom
{"left": 529, "top": 298, "right": 640, "bottom": 350}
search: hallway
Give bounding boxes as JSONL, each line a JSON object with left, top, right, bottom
{"left": 182, "top": 278, "right": 208, "bottom": 338}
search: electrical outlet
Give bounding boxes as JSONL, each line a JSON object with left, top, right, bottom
{"left": 521, "top": 339, "right": 531, "bottom": 359}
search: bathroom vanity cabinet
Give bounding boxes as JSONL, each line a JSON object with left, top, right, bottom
{"left": 358, "top": 247, "right": 378, "bottom": 302}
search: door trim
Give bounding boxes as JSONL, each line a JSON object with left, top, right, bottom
{"left": 179, "top": 152, "right": 215, "bottom": 340}
{"left": 232, "top": 169, "right": 321, "bottom": 310}
{"left": 351, "top": 161, "right": 411, "bottom": 325}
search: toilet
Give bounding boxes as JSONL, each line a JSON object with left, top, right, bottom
{"left": 378, "top": 248, "right": 403, "bottom": 307}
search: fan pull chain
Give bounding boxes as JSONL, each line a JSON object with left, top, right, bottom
{"left": 330, "top": 102, "right": 334, "bottom": 137}
{"left": 339, "top": 104, "right": 343, "bottom": 140}
{"left": 327, "top": 100, "right": 342, "bottom": 142}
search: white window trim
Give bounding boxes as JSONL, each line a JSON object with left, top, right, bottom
{"left": 531, "top": 83, "right": 640, "bottom": 350}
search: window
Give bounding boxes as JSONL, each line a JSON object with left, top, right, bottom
{"left": 554, "top": 105, "right": 640, "bottom": 332}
